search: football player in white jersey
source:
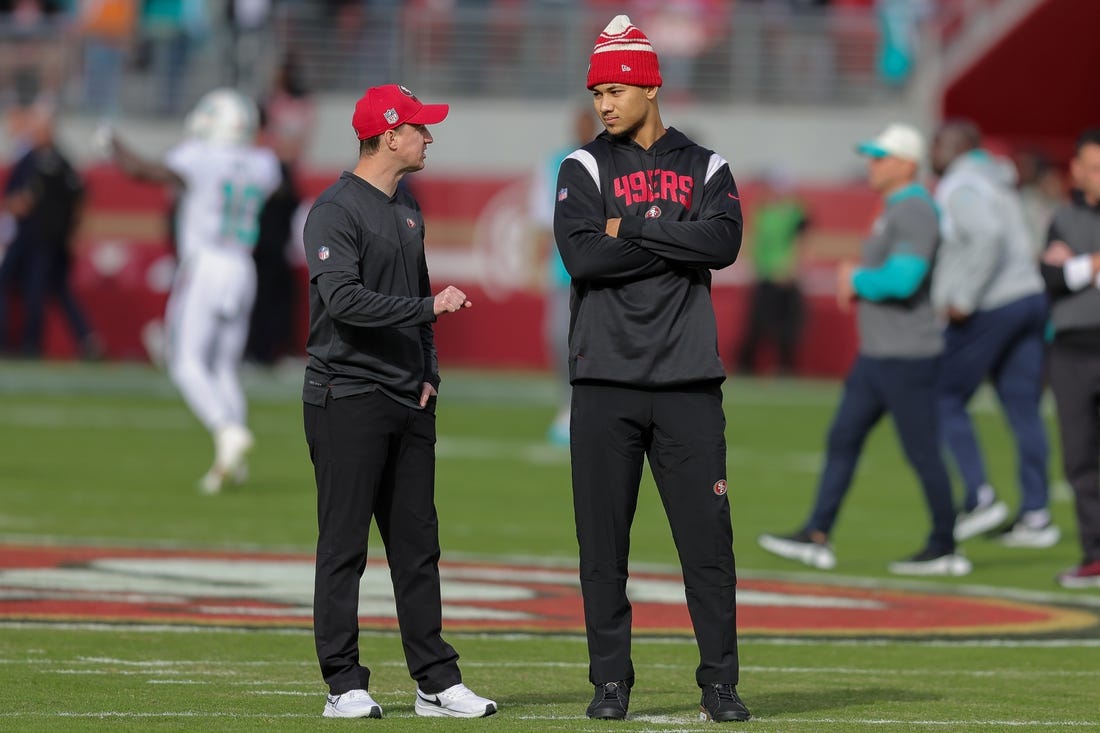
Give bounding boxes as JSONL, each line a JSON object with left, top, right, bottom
{"left": 100, "top": 89, "right": 282, "bottom": 494}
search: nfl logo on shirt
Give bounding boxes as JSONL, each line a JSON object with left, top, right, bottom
{"left": 558, "top": 187, "right": 569, "bottom": 202}
{"left": 318, "top": 246, "right": 330, "bottom": 261}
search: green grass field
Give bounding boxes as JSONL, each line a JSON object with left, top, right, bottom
{"left": 2, "top": 362, "right": 1098, "bottom": 731}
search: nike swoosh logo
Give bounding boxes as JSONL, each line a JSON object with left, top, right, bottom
{"left": 728, "top": 193, "right": 739, "bottom": 200}
{"left": 417, "top": 691, "right": 442, "bottom": 706}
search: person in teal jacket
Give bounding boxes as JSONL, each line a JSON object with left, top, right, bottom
{"left": 759, "top": 123, "right": 968, "bottom": 577}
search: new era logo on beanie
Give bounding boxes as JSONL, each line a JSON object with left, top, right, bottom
{"left": 352, "top": 84, "right": 449, "bottom": 140}
{"left": 587, "top": 15, "right": 662, "bottom": 89}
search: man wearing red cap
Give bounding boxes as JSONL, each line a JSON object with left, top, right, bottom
{"left": 301, "top": 84, "right": 496, "bottom": 720}
{"left": 554, "top": 15, "right": 751, "bottom": 723}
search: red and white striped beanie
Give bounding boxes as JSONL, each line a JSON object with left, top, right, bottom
{"left": 586, "top": 14, "right": 663, "bottom": 89}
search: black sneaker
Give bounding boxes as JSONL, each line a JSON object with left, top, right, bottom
{"left": 699, "top": 683, "right": 751, "bottom": 722}
{"left": 586, "top": 681, "right": 630, "bottom": 719}
{"left": 888, "top": 547, "right": 971, "bottom": 576}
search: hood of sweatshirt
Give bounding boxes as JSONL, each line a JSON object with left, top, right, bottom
{"left": 944, "top": 148, "right": 1018, "bottom": 189}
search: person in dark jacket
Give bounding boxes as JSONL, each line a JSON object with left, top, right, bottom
{"left": 301, "top": 84, "right": 496, "bottom": 720}
{"left": 553, "top": 15, "right": 750, "bottom": 724}
{"left": 0, "top": 101, "right": 100, "bottom": 359}
{"left": 1040, "top": 128, "right": 1100, "bottom": 589}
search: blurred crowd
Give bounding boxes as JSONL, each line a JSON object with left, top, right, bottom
{"left": 0, "top": 0, "right": 937, "bottom": 118}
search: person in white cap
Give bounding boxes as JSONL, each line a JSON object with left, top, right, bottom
{"left": 759, "top": 123, "right": 970, "bottom": 577}
{"left": 99, "top": 88, "right": 281, "bottom": 494}
{"left": 300, "top": 84, "right": 495, "bottom": 720}
{"left": 554, "top": 14, "right": 750, "bottom": 723}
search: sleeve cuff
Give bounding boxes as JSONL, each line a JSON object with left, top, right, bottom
{"left": 422, "top": 297, "right": 437, "bottom": 322}
{"left": 616, "top": 215, "right": 644, "bottom": 241}
{"left": 1064, "top": 255, "right": 1095, "bottom": 291}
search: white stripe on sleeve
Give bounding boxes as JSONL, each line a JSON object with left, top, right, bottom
{"left": 565, "top": 149, "right": 601, "bottom": 193}
{"left": 705, "top": 153, "right": 729, "bottom": 185}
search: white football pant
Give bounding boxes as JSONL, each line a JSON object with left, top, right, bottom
{"left": 165, "top": 249, "right": 256, "bottom": 433}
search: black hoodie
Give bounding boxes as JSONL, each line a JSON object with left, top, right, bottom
{"left": 553, "top": 127, "right": 742, "bottom": 387}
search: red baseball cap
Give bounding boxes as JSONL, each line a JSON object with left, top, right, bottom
{"left": 352, "top": 84, "right": 449, "bottom": 140}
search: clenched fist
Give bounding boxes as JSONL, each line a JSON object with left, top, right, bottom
{"left": 433, "top": 285, "right": 473, "bottom": 315}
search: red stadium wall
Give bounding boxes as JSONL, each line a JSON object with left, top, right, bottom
{"left": 941, "top": 0, "right": 1100, "bottom": 165}
{"left": 4, "top": 166, "right": 871, "bottom": 377}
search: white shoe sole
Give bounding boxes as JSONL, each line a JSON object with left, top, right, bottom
{"left": 758, "top": 534, "right": 836, "bottom": 570}
{"left": 954, "top": 501, "right": 1009, "bottom": 541}
{"left": 322, "top": 704, "right": 381, "bottom": 719}
{"left": 198, "top": 470, "right": 223, "bottom": 495}
{"left": 889, "top": 554, "right": 972, "bottom": 576}
{"left": 1000, "top": 525, "right": 1061, "bottom": 548}
{"left": 414, "top": 698, "right": 497, "bottom": 718}
{"left": 1059, "top": 575, "right": 1100, "bottom": 589}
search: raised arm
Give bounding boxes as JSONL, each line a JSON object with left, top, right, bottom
{"left": 98, "top": 127, "right": 185, "bottom": 188}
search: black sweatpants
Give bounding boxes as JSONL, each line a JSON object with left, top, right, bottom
{"left": 570, "top": 381, "right": 739, "bottom": 688}
{"left": 304, "top": 390, "right": 461, "bottom": 696}
{"left": 737, "top": 280, "right": 804, "bottom": 374}
{"left": 1048, "top": 345, "right": 1100, "bottom": 563}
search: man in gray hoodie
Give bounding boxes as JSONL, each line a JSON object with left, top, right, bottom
{"left": 930, "top": 120, "right": 1056, "bottom": 548}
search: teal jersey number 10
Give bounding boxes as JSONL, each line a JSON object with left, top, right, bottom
{"left": 220, "top": 181, "right": 266, "bottom": 248}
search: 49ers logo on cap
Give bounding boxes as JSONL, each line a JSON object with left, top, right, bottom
{"left": 713, "top": 479, "right": 728, "bottom": 496}
{"left": 398, "top": 85, "right": 415, "bottom": 97}
{"left": 645, "top": 205, "right": 662, "bottom": 219}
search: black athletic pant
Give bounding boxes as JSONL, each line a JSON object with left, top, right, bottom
{"left": 1048, "top": 345, "right": 1100, "bottom": 564}
{"left": 737, "top": 280, "right": 804, "bottom": 374}
{"left": 304, "top": 390, "right": 461, "bottom": 696}
{"left": 570, "top": 381, "right": 739, "bottom": 688}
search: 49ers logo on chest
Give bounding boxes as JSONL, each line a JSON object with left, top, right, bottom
{"left": 614, "top": 169, "right": 694, "bottom": 208}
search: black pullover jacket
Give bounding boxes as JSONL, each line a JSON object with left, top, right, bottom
{"left": 553, "top": 127, "right": 743, "bottom": 387}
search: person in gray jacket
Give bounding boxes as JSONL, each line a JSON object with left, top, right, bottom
{"left": 1040, "top": 128, "right": 1100, "bottom": 588}
{"left": 930, "top": 120, "right": 1056, "bottom": 548}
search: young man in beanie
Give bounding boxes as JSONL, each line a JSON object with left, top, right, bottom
{"left": 553, "top": 15, "right": 751, "bottom": 723}
{"left": 301, "top": 84, "right": 496, "bottom": 719}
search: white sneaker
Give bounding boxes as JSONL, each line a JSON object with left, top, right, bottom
{"left": 758, "top": 530, "right": 837, "bottom": 570}
{"left": 198, "top": 468, "right": 223, "bottom": 495}
{"left": 216, "top": 424, "right": 254, "bottom": 474}
{"left": 415, "top": 683, "right": 497, "bottom": 718}
{"left": 1000, "top": 518, "right": 1061, "bottom": 548}
{"left": 323, "top": 689, "right": 382, "bottom": 718}
{"left": 954, "top": 499, "right": 1009, "bottom": 541}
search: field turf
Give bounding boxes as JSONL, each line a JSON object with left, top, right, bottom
{"left": 1, "top": 362, "right": 1097, "bottom": 731}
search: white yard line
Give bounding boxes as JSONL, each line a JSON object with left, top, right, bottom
{"left": 7, "top": 657, "right": 1095, "bottom": 680}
